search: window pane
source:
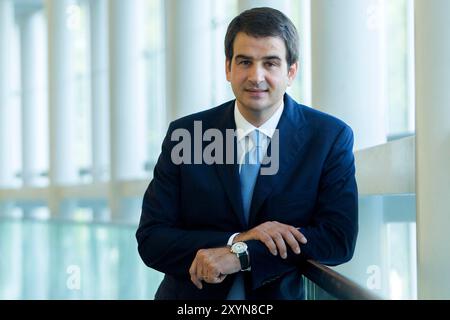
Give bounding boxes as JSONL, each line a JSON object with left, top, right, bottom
{"left": 385, "top": 0, "right": 415, "bottom": 138}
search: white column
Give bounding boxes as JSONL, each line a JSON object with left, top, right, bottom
{"left": 415, "top": 0, "right": 450, "bottom": 299}
{"left": 46, "top": 0, "right": 78, "bottom": 218}
{"left": 238, "top": 0, "right": 290, "bottom": 14}
{"left": 47, "top": 0, "right": 78, "bottom": 185}
{"left": 311, "top": 0, "right": 387, "bottom": 150}
{"left": 109, "top": 0, "right": 147, "bottom": 181}
{"left": 89, "top": 0, "right": 109, "bottom": 182}
{"left": 108, "top": 0, "right": 147, "bottom": 220}
{"left": 146, "top": 1, "right": 166, "bottom": 166}
{"left": 297, "top": 0, "right": 311, "bottom": 106}
{"left": 165, "top": 0, "right": 212, "bottom": 119}
{"left": 285, "top": 0, "right": 312, "bottom": 106}
{"left": 0, "top": 0, "right": 14, "bottom": 187}
{"left": 406, "top": 0, "right": 415, "bottom": 133}
{"left": 19, "top": 12, "right": 40, "bottom": 186}
{"left": 211, "top": 1, "right": 234, "bottom": 106}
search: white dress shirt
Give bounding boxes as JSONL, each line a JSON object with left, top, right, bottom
{"left": 227, "top": 101, "right": 284, "bottom": 246}
{"left": 234, "top": 101, "right": 284, "bottom": 171}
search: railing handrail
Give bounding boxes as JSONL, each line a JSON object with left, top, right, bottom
{"left": 302, "top": 259, "right": 382, "bottom": 300}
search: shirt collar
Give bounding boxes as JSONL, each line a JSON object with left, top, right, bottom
{"left": 234, "top": 101, "right": 284, "bottom": 142}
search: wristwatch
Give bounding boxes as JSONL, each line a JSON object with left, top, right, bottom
{"left": 230, "top": 242, "right": 251, "bottom": 271}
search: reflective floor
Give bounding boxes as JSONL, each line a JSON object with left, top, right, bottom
{"left": 0, "top": 194, "right": 416, "bottom": 300}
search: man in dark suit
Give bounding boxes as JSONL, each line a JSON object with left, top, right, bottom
{"left": 136, "top": 7, "right": 358, "bottom": 300}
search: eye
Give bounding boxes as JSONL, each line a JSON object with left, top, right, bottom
{"left": 265, "top": 61, "right": 277, "bottom": 68}
{"left": 238, "top": 60, "right": 251, "bottom": 66}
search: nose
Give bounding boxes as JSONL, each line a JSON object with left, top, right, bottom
{"left": 248, "top": 64, "right": 265, "bottom": 85}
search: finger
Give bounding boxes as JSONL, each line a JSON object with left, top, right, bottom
{"left": 196, "top": 259, "right": 204, "bottom": 285}
{"left": 189, "top": 258, "right": 197, "bottom": 279}
{"left": 189, "top": 260, "right": 203, "bottom": 289}
{"left": 272, "top": 232, "right": 287, "bottom": 259}
{"left": 281, "top": 230, "right": 301, "bottom": 254}
{"left": 259, "top": 231, "right": 278, "bottom": 255}
{"left": 291, "top": 227, "right": 308, "bottom": 244}
{"left": 191, "top": 275, "right": 203, "bottom": 289}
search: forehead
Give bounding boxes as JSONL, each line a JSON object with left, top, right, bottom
{"left": 232, "top": 32, "right": 287, "bottom": 60}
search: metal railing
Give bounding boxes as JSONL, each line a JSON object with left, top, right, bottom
{"left": 301, "top": 259, "right": 381, "bottom": 300}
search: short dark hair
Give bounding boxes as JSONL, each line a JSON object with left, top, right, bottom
{"left": 224, "top": 7, "right": 299, "bottom": 68}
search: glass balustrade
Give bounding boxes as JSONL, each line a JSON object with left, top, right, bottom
{"left": 0, "top": 193, "right": 416, "bottom": 300}
{"left": 0, "top": 217, "right": 163, "bottom": 299}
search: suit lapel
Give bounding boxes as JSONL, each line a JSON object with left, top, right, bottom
{"left": 213, "top": 101, "right": 247, "bottom": 229}
{"left": 248, "top": 95, "right": 308, "bottom": 226}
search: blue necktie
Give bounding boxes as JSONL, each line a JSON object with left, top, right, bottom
{"left": 240, "top": 130, "right": 263, "bottom": 223}
{"left": 227, "top": 130, "right": 263, "bottom": 300}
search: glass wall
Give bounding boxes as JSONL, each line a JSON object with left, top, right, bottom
{"left": 385, "top": 0, "right": 415, "bottom": 139}
{"left": 333, "top": 194, "right": 417, "bottom": 300}
{"left": 0, "top": 217, "right": 163, "bottom": 299}
{"left": 1, "top": 0, "right": 415, "bottom": 218}
{"left": 0, "top": 195, "right": 417, "bottom": 299}
{"left": 385, "top": 0, "right": 415, "bottom": 140}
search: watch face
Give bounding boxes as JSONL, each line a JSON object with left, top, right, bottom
{"left": 232, "top": 242, "right": 247, "bottom": 254}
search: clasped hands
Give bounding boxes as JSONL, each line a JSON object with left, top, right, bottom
{"left": 189, "top": 221, "right": 307, "bottom": 289}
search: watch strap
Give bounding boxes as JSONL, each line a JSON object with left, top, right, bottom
{"left": 237, "top": 251, "right": 250, "bottom": 271}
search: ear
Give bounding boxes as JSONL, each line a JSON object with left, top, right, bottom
{"left": 287, "top": 62, "right": 299, "bottom": 86}
{"left": 225, "top": 59, "right": 232, "bottom": 82}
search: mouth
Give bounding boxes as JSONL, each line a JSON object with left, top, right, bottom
{"left": 244, "top": 89, "right": 269, "bottom": 97}
{"left": 245, "top": 88, "right": 268, "bottom": 92}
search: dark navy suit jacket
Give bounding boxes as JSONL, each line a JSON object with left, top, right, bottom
{"left": 136, "top": 94, "right": 358, "bottom": 300}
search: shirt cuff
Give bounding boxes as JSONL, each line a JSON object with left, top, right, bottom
{"left": 227, "top": 233, "right": 240, "bottom": 246}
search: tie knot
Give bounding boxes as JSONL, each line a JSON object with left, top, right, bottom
{"left": 248, "top": 130, "right": 261, "bottom": 150}
{"left": 242, "top": 130, "right": 264, "bottom": 166}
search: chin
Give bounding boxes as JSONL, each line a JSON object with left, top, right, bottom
{"left": 243, "top": 98, "right": 268, "bottom": 109}
{"left": 245, "top": 103, "right": 268, "bottom": 112}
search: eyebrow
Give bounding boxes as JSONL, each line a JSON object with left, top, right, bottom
{"left": 235, "top": 55, "right": 282, "bottom": 61}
